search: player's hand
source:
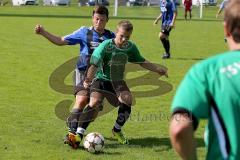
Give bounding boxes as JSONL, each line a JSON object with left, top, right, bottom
{"left": 170, "top": 23, "right": 175, "bottom": 29}
{"left": 157, "top": 67, "right": 168, "bottom": 78}
{"left": 35, "top": 24, "right": 44, "bottom": 34}
{"left": 153, "top": 20, "right": 158, "bottom": 25}
{"left": 83, "top": 80, "right": 91, "bottom": 89}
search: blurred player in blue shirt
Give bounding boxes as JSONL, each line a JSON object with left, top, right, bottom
{"left": 154, "top": 0, "right": 177, "bottom": 59}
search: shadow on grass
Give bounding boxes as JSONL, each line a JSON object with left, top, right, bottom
{"left": 105, "top": 137, "right": 205, "bottom": 151}
{"left": 74, "top": 137, "right": 205, "bottom": 155}
{"left": 172, "top": 57, "right": 205, "bottom": 61}
{"left": 73, "top": 146, "right": 123, "bottom": 155}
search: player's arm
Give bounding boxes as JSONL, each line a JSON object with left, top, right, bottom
{"left": 216, "top": 5, "right": 223, "bottom": 18}
{"left": 154, "top": 13, "right": 162, "bottom": 25}
{"left": 170, "top": 11, "right": 177, "bottom": 28}
{"left": 216, "top": 7, "right": 223, "bottom": 18}
{"left": 170, "top": 1, "right": 177, "bottom": 28}
{"left": 83, "top": 40, "right": 107, "bottom": 88}
{"left": 128, "top": 44, "right": 167, "bottom": 77}
{"left": 170, "top": 113, "right": 197, "bottom": 160}
{"left": 83, "top": 65, "right": 98, "bottom": 88}
{"left": 170, "top": 64, "right": 210, "bottom": 160}
{"left": 216, "top": 9, "right": 222, "bottom": 18}
{"left": 35, "top": 24, "right": 68, "bottom": 46}
{"left": 139, "top": 60, "right": 168, "bottom": 77}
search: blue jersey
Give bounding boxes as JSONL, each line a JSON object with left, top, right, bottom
{"left": 63, "top": 26, "right": 115, "bottom": 71}
{"left": 220, "top": 0, "right": 228, "bottom": 10}
{"left": 172, "top": 0, "right": 179, "bottom": 10}
{"left": 160, "top": 0, "right": 176, "bottom": 26}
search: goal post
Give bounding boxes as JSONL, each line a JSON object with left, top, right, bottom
{"left": 114, "top": 0, "right": 118, "bottom": 16}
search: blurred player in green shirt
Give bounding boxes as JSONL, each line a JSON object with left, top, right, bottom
{"left": 170, "top": 0, "right": 240, "bottom": 159}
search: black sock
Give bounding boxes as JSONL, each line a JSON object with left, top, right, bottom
{"left": 113, "top": 103, "right": 131, "bottom": 132}
{"left": 78, "top": 105, "right": 99, "bottom": 130}
{"left": 161, "top": 38, "right": 170, "bottom": 54}
{"left": 78, "top": 133, "right": 84, "bottom": 140}
{"left": 166, "top": 39, "right": 170, "bottom": 54}
{"left": 66, "top": 108, "right": 82, "bottom": 133}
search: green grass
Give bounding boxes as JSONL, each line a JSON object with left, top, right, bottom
{"left": 0, "top": 6, "right": 227, "bottom": 160}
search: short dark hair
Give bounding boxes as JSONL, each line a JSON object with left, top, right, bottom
{"left": 93, "top": 5, "right": 109, "bottom": 18}
{"left": 224, "top": 0, "right": 240, "bottom": 43}
{"left": 117, "top": 20, "right": 133, "bottom": 32}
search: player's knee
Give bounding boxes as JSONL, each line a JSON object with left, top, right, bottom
{"left": 159, "top": 33, "right": 163, "bottom": 39}
{"left": 74, "top": 96, "right": 88, "bottom": 109}
{"left": 119, "top": 91, "right": 132, "bottom": 106}
{"left": 89, "top": 98, "right": 102, "bottom": 108}
{"left": 160, "top": 34, "right": 166, "bottom": 40}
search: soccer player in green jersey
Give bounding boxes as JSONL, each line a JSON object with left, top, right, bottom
{"left": 170, "top": 0, "right": 240, "bottom": 159}
{"left": 75, "top": 20, "right": 168, "bottom": 145}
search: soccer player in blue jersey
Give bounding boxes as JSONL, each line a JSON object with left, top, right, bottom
{"left": 154, "top": 0, "right": 177, "bottom": 59}
{"left": 35, "top": 5, "right": 115, "bottom": 149}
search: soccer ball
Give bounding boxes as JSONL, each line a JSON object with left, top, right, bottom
{"left": 83, "top": 132, "right": 104, "bottom": 153}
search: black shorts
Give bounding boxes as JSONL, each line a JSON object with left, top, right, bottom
{"left": 73, "top": 68, "right": 90, "bottom": 96}
{"left": 161, "top": 25, "right": 172, "bottom": 36}
{"left": 90, "top": 79, "right": 130, "bottom": 107}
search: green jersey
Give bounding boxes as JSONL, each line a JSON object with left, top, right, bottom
{"left": 90, "top": 39, "right": 145, "bottom": 81}
{"left": 171, "top": 50, "right": 240, "bottom": 160}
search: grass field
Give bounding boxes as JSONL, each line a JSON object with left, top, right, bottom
{"left": 0, "top": 5, "right": 228, "bottom": 160}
